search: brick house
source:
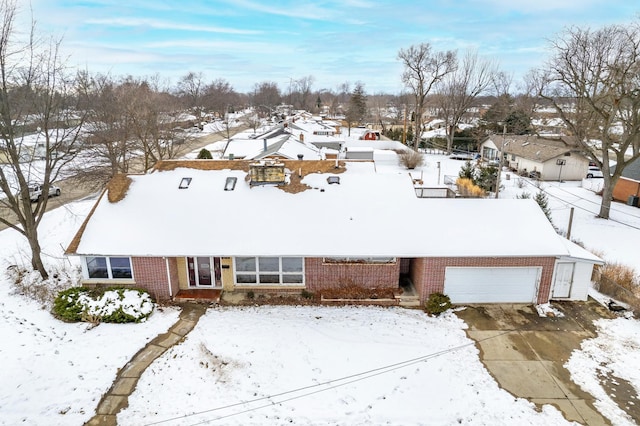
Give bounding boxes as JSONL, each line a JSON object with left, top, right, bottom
{"left": 65, "top": 159, "right": 602, "bottom": 305}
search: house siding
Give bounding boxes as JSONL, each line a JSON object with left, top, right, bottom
{"left": 304, "top": 258, "right": 400, "bottom": 291}
{"left": 167, "top": 257, "right": 180, "bottom": 297}
{"left": 131, "top": 257, "right": 171, "bottom": 301}
{"left": 411, "top": 257, "right": 556, "bottom": 304}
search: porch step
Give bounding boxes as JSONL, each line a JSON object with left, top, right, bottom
{"left": 174, "top": 289, "right": 221, "bottom": 302}
{"left": 399, "top": 299, "right": 421, "bottom": 308}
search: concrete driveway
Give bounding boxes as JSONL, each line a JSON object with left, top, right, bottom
{"left": 455, "top": 299, "right": 626, "bottom": 425}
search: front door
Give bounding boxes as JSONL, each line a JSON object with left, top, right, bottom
{"left": 187, "top": 257, "right": 222, "bottom": 287}
{"left": 553, "top": 263, "right": 574, "bottom": 298}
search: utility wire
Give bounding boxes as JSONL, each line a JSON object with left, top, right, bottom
{"left": 143, "top": 330, "right": 513, "bottom": 426}
{"left": 516, "top": 178, "right": 640, "bottom": 231}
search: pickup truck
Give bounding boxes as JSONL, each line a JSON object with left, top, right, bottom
{"left": 29, "top": 183, "right": 61, "bottom": 202}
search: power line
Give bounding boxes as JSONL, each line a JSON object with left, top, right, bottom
{"left": 516, "top": 178, "right": 640, "bottom": 232}
{"left": 143, "top": 330, "right": 513, "bottom": 426}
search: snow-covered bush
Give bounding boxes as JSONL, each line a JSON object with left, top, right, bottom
{"left": 53, "top": 287, "right": 154, "bottom": 323}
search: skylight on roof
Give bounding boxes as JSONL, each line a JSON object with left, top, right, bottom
{"left": 224, "top": 177, "right": 237, "bottom": 191}
{"left": 179, "top": 177, "right": 192, "bottom": 189}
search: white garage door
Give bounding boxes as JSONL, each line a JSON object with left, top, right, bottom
{"left": 444, "top": 267, "right": 540, "bottom": 303}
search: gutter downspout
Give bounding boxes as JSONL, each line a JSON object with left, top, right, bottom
{"left": 165, "top": 257, "right": 173, "bottom": 298}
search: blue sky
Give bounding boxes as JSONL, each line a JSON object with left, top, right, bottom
{"left": 21, "top": 0, "right": 638, "bottom": 94}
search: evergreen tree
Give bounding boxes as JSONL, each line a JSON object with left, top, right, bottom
{"left": 534, "top": 191, "right": 554, "bottom": 226}
{"left": 458, "top": 161, "right": 476, "bottom": 181}
{"left": 475, "top": 164, "right": 498, "bottom": 192}
{"left": 345, "top": 82, "right": 367, "bottom": 135}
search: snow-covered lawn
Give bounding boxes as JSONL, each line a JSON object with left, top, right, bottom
{"left": 119, "top": 306, "right": 571, "bottom": 425}
{"left": 0, "top": 199, "right": 181, "bottom": 426}
{"left": 1, "top": 148, "right": 640, "bottom": 425}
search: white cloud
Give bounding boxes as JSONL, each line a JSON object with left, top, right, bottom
{"left": 86, "top": 17, "right": 262, "bottom": 35}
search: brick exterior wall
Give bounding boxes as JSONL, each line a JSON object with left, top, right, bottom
{"left": 410, "top": 257, "right": 556, "bottom": 304}
{"left": 613, "top": 177, "right": 640, "bottom": 202}
{"left": 304, "top": 258, "right": 401, "bottom": 291}
{"left": 132, "top": 257, "right": 171, "bottom": 301}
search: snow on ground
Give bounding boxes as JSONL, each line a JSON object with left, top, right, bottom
{"left": 566, "top": 318, "right": 640, "bottom": 426}
{"left": 2, "top": 140, "right": 640, "bottom": 425}
{"left": 0, "top": 198, "right": 180, "bottom": 426}
{"left": 119, "top": 306, "right": 571, "bottom": 426}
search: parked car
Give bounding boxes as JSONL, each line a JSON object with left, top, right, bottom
{"left": 586, "top": 166, "right": 603, "bottom": 179}
{"left": 29, "top": 183, "right": 61, "bottom": 202}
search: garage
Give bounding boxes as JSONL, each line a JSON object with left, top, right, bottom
{"left": 444, "top": 267, "right": 541, "bottom": 303}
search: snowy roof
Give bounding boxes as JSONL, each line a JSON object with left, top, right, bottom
{"left": 557, "top": 236, "right": 605, "bottom": 264}
{"left": 485, "top": 135, "right": 583, "bottom": 163}
{"left": 69, "top": 160, "right": 571, "bottom": 258}
{"left": 223, "top": 133, "right": 322, "bottom": 160}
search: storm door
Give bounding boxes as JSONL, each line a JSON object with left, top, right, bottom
{"left": 187, "top": 257, "right": 222, "bottom": 287}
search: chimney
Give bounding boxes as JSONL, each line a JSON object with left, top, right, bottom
{"left": 249, "top": 161, "right": 286, "bottom": 186}
{"left": 263, "top": 138, "right": 268, "bottom": 152}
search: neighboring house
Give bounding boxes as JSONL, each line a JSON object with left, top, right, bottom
{"left": 222, "top": 127, "right": 323, "bottom": 161}
{"left": 288, "top": 117, "right": 344, "bottom": 150}
{"left": 480, "top": 135, "right": 590, "bottom": 181}
{"left": 612, "top": 157, "right": 640, "bottom": 205}
{"left": 65, "top": 159, "right": 601, "bottom": 305}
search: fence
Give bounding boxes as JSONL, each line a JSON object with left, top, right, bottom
{"left": 592, "top": 269, "right": 640, "bottom": 311}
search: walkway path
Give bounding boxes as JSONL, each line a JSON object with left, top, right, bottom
{"left": 85, "top": 303, "right": 208, "bottom": 426}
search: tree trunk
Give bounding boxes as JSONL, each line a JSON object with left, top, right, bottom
{"left": 598, "top": 179, "right": 614, "bottom": 219}
{"left": 25, "top": 221, "right": 49, "bottom": 280}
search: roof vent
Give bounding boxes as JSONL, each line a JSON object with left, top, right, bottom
{"left": 179, "top": 177, "right": 192, "bottom": 189}
{"left": 327, "top": 176, "right": 340, "bottom": 185}
{"left": 224, "top": 177, "right": 237, "bottom": 191}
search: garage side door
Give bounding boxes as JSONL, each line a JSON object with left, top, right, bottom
{"left": 444, "top": 267, "right": 540, "bottom": 303}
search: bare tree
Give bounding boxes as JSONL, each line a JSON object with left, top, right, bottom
{"left": 202, "top": 78, "right": 239, "bottom": 118}
{"left": 294, "top": 76, "right": 314, "bottom": 111}
{"left": 434, "top": 51, "right": 497, "bottom": 153}
{"left": 0, "top": 0, "right": 86, "bottom": 279}
{"left": 79, "top": 73, "right": 135, "bottom": 182}
{"left": 536, "top": 22, "right": 640, "bottom": 219}
{"left": 398, "top": 43, "right": 456, "bottom": 149}
{"left": 177, "top": 71, "right": 205, "bottom": 118}
{"left": 252, "top": 81, "right": 281, "bottom": 114}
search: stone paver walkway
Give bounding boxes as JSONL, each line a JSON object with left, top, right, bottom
{"left": 85, "top": 303, "right": 208, "bottom": 426}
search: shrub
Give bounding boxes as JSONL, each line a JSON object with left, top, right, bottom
{"left": 53, "top": 287, "right": 92, "bottom": 322}
{"left": 397, "top": 149, "right": 425, "bottom": 169}
{"left": 197, "top": 148, "right": 212, "bottom": 159}
{"left": 301, "top": 289, "right": 315, "bottom": 299}
{"left": 52, "top": 286, "right": 154, "bottom": 323}
{"left": 246, "top": 291, "right": 255, "bottom": 299}
{"left": 456, "top": 177, "right": 485, "bottom": 198}
{"left": 425, "top": 292, "right": 452, "bottom": 316}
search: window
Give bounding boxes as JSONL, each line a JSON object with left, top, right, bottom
{"left": 234, "top": 256, "right": 304, "bottom": 285}
{"left": 84, "top": 256, "right": 133, "bottom": 280}
{"left": 323, "top": 257, "right": 396, "bottom": 264}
